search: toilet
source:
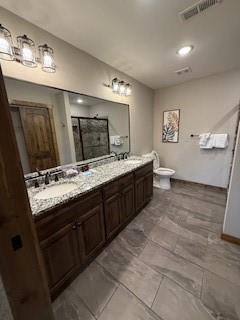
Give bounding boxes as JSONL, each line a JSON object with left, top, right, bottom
{"left": 143, "top": 151, "right": 175, "bottom": 190}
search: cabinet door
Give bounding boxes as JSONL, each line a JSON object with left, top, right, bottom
{"left": 104, "top": 193, "right": 122, "bottom": 239}
{"left": 40, "top": 223, "right": 80, "bottom": 293}
{"left": 121, "top": 184, "right": 135, "bottom": 223}
{"left": 144, "top": 172, "right": 153, "bottom": 203}
{"left": 135, "top": 176, "right": 145, "bottom": 212}
{"left": 77, "top": 204, "right": 105, "bottom": 263}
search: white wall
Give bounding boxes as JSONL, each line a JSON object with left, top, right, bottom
{"left": 70, "top": 103, "right": 90, "bottom": 118}
{"left": 223, "top": 122, "right": 240, "bottom": 238}
{"left": 153, "top": 69, "right": 240, "bottom": 188}
{"left": 0, "top": 7, "right": 153, "bottom": 156}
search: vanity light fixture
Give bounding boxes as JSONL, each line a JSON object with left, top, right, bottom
{"left": 105, "top": 78, "right": 132, "bottom": 96}
{"left": 0, "top": 23, "right": 56, "bottom": 73}
{"left": 0, "top": 24, "right": 14, "bottom": 60}
{"left": 77, "top": 98, "right": 83, "bottom": 104}
{"left": 177, "top": 45, "right": 193, "bottom": 56}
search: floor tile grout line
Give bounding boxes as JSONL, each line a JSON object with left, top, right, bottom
{"left": 95, "top": 282, "right": 119, "bottom": 320}
{"left": 146, "top": 236, "right": 240, "bottom": 287}
{"left": 96, "top": 244, "right": 202, "bottom": 301}
{"left": 150, "top": 275, "right": 164, "bottom": 309}
{"left": 95, "top": 259, "right": 163, "bottom": 317}
{"left": 67, "top": 283, "right": 98, "bottom": 319}
{"left": 97, "top": 253, "right": 216, "bottom": 318}
{"left": 155, "top": 206, "right": 223, "bottom": 236}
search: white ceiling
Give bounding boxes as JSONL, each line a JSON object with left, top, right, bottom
{"left": 1, "top": 0, "right": 240, "bottom": 89}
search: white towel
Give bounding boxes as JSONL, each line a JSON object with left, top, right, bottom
{"left": 110, "top": 135, "right": 122, "bottom": 146}
{"left": 110, "top": 136, "right": 115, "bottom": 145}
{"left": 200, "top": 134, "right": 214, "bottom": 149}
{"left": 213, "top": 134, "right": 228, "bottom": 148}
{"left": 199, "top": 133, "right": 211, "bottom": 146}
{"left": 114, "top": 136, "right": 122, "bottom": 146}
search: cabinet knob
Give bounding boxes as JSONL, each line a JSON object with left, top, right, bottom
{"left": 72, "top": 224, "right": 77, "bottom": 230}
{"left": 76, "top": 222, "right": 81, "bottom": 227}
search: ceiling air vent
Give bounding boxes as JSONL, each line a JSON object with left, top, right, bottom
{"left": 175, "top": 67, "right": 192, "bottom": 76}
{"left": 179, "top": 0, "right": 223, "bottom": 21}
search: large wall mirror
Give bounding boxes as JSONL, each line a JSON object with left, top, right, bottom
{"left": 4, "top": 77, "right": 130, "bottom": 175}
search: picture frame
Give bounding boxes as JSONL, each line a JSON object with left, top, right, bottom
{"left": 162, "top": 109, "right": 180, "bottom": 143}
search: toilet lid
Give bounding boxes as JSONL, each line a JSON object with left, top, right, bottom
{"left": 151, "top": 150, "right": 160, "bottom": 170}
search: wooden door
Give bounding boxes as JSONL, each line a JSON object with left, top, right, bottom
{"left": 121, "top": 184, "right": 135, "bottom": 223}
{"left": 77, "top": 204, "right": 105, "bottom": 263}
{"left": 40, "top": 223, "right": 80, "bottom": 294}
{"left": 104, "top": 193, "right": 122, "bottom": 239}
{"left": 19, "top": 106, "right": 58, "bottom": 171}
{"left": 144, "top": 172, "right": 153, "bottom": 203}
{"left": 135, "top": 176, "right": 145, "bottom": 212}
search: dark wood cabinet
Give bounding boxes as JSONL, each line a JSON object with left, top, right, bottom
{"left": 121, "top": 184, "right": 135, "bottom": 222}
{"left": 40, "top": 223, "right": 80, "bottom": 294}
{"left": 135, "top": 176, "right": 145, "bottom": 212}
{"left": 145, "top": 172, "right": 153, "bottom": 202}
{"left": 35, "top": 161, "right": 153, "bottom": 299}
{"left": 77, "top": 204, "right": 105, "bottom": 263}
{"left": 104, "top": 193, "right": 122, "bottom": 239}
{"left": 135, "top": 164, "right": 153, "bottom": 212}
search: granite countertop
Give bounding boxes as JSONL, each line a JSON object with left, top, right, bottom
{"left": 28, "top": 157, "right": 152, "bottom": 217}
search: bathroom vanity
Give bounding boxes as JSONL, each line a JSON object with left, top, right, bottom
{"left": 31, "top": 159, "right": 153, "bottom": 299}
{"left": 3, "top": 75, "right": 153, "bottom": 300}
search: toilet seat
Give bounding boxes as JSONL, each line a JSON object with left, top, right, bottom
{"left": 154, "top": 167, "right": 175, "bottom": 176}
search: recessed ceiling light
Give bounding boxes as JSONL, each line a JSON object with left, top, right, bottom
{"left": 177, "top": 45, "right": 193, "bottom": 56}
{"left": 77, "top": 98, "right": 83, "bottom": 103}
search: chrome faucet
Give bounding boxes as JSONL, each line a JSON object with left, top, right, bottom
{"left": 44, "top": 172, "right": 50, "bottom": 185}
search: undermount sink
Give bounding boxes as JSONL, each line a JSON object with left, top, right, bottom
{"left": 125, "top": 159, "right": 142, "bottom": 165}
{"left": 34, "top": 183, "right": 78, "bottom": 200}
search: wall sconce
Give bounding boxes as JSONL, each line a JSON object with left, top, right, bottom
{"left": 105, "top": 78, "right": 132, "bottom": 96}
{"left": 0, "top": 23, "right": 56, "bottom": 73}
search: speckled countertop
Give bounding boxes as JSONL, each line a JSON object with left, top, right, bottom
{"left": 28, "top": 157, "right": 152, "bottom": 217}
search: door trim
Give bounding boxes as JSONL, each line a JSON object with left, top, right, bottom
{"left": 0, "top": 67, "right": 54, "bottom": 320}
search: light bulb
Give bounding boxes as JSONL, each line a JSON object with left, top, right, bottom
{"left": 118, "top": 81, "right": 126, "bottom": 95}
{"left": 0, "top": 25, "right": 14, "bottom": 61}
{"left": 125, "top": 84, "right": 132, "bottom": 96}
{"left": 17, "top": 35, "right": 37, "bottom": 67}
{"left": 0, "top": 37, "right": 10, "bottom": 53}
{"left": 112, "top": 78, "right": 119, "bottom": 93}
{"left": 22, "top": 46, "right": 33, "bottom": 62}
{"left": 39, "top": 44, "right": 56, "bottom": 73}
{"left": 43, "top": 52, "right": 53, "bottom": 67}
{"left": 177, "top": 45, "right": 193, "bottom": 56}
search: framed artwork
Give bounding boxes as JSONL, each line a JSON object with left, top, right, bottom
{"left": 162, "top": 109, "right": 180, "bottom": 143}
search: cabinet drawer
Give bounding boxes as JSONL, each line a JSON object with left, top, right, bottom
{"left": 118, "top": 173, "right": 134, "bottom": 189}
{"left": 36, "top": 190, "right": 102, "bottom": 241}
{"left": 103, "top": 180, "right": 119, "bottom": 199}
{"left": 135, "top": 162, "right": 153, "bottom": 179}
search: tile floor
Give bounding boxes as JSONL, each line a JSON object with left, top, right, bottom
{"left": 53, "top": 181, "right": 240, "bottom": 320}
